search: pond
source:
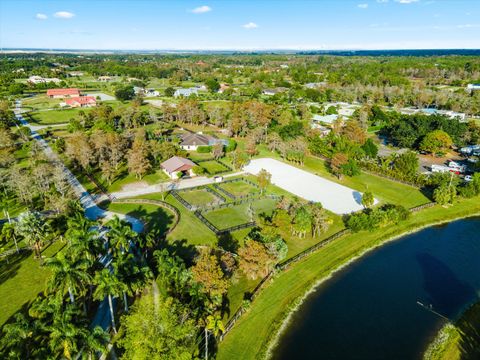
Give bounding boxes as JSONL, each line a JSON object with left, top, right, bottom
{"left": 272, "top": 218, "right": 480, "bottom": 360}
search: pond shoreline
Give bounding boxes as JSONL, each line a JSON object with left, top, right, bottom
{"left": 264, "top": 211, "right": 480, "bottom": 360}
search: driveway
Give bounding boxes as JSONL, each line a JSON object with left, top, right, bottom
{"left": 244, "top": 158, "right": 373, "bottom": 214}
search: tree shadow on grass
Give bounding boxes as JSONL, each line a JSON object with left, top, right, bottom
{"left": 0, "top": 250, "right": 31, "bottom": 287}
{"left": 456, "top": 301, "right": 480, "bottom": 360}
{"left": 217, "top": 232, "right": 239, "bottom": 254}
{"left": 165, "top": 239, "right": 198, "bottom": 266}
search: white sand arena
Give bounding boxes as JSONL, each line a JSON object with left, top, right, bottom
{"left": 244, "top": 158, "right": 372, "bottom": 214}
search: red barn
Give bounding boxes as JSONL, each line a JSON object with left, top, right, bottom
{"left": 46, "top": 88, "right": 80, "bottom": 98}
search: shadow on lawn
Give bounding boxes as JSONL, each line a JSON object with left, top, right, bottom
{"left": 0, "top": 250, "right": 31, "bottom": 287}
{"left": 456, "top": 302, "right": 480, "bottom": 360}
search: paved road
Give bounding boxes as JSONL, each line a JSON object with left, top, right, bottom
{"left": 14, "top": 100, "right": 143, "bottom": 333}
{"left": 14, "top": 100, "right": 143, "bottom": 233}
{"left": 110, "top": 171, "right": 244, "bottom": 199}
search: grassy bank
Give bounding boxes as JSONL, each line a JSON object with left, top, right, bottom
{"left": 424, "top": 302, "right": 480, "bottom": 360}
{"left": 217, "top": 197, "right": 480, "bottom": 360}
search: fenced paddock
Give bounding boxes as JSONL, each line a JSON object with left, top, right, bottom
{"left": 214, "top": 178, "right": 260, "bottom": 199}
{"left": 197, "top": 158, "right": 233, "bottom": 175}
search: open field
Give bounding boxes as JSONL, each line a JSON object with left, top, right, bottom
{"left": 178, "top": 188, "right": 220, "bottom": 207}
{"left": 199, "top": 160, "right": 231, "bottom": 175}
{"left": 22, "top": 95, "right": 61, "bottom": 111}
{"left": 27, "top": 108, "right": 90, "bottom": 125}
{"left": 203, "top": 198, "right": 277, "bottom": 230}
{"left": 0, "top": 241, "right": 65, "bottom": 326}
{"left": 218, "top": 180, "right": 259, "bottom": 197}
{"left": 217, "top": 196, "right": 480, "bottom": 360}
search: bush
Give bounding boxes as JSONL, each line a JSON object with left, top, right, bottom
{"left": 225, "top": 139, "right": 237, "bottom": 153}
{"left": 192, "top": 165, "right": 206, "bottom": 175}
{"left": 345, "top": 204, "right": 409, "bottom": 232}
{"left": 197, "top": 145, "right": 212, "bottom": 153}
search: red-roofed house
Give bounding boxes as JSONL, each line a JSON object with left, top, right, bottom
{"left": 65, "top": 96, "right": 97, "bottom": 108}
{"left": 160, "top": 156, "right": 196, "bottom": 179}
{"left": 47, "top": 88, "right": 80, "bottom": 98}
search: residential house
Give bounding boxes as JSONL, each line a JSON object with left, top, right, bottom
{"left": 467, "top": 84, "right": 480, "bottom": 91}
{"left": 311, "top": 114, "right": 339, "bottom": 125}
{"left": 174, "top": 88, "right": 198, "bottom": 98}
{"left": 47, "top": 88, "right": 80, "bottom": 99}
{"left": 218, "top": 83, "right": 231, "bottom": 93}
{"left": 179, "top": 132, "right": 227, "bottom": 151}
{"left": 133, "top": 87, "right": 160, "bottom": 97}
{"left": 97, "top": 76, "right": 112, "bottom": 82}
{"left": 262, "top": 87, "right": 287, "bottom": 96}
{"left": 311, "top": 123, "right": 332, "bottom": 137}
{"left": 160, "top": 156, "right": 196, "bottom": 179}
{"left": 68, "top": 71, "right": 84, "bottom": 77}
{"left": 64, "top": 96, "right": 97, "bottom": 108}
{"left": 28, "top": 75, "right": 61, "bottom": 84}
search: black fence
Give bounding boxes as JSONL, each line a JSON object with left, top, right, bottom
{"left": 213, "top": 177, "right": 260, "bottom": 200}
{"left": 196, "top": 158, "right": 233, "bottom": 176}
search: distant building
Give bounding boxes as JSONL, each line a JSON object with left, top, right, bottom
{"left": 28, "top": 75, "right": 61, "bottom": 84}
{"left": 262, "top": 88, "right": 287, "bottom": 96}
{"left": 65, "top": 96, "right": 96, "bottom": 108}
{"left": 467, "top": 83, "right": 480, "bottom": 91}
{"left": 311, "top": 123, "right": 332, "bottom": 137}
{"left": 174, "top": 88, "right": 198, "bottom": 98}
{"left": 218, "top": 83, "right": 231, "bottom": 93}
{"left": 161, "top": 156, "right": 196, "bottom": 179}
{"left": 280, "top": 64, "right": 289, "bottom": 69}
{"left": 68, "top": 71, "right": 84, "bottom": 77}
{"left": 311, "top": 114, "right": 339, "bottom": 125}
{"left": 179, "top": 132, "right": 227, "bottom": 151}
{"left": 46, "top": 88, "right": 80, "bottom": 98}
{"left": 133, "top": 87, "right": 159, "bottom": 97}
{"left": 420, "top": 108, "right": 466, "bottom": 121}
{"left": 97, "top": 76, "right": 112, "bottom": 82}
{"left": 304, "top": 82, "right": 327, "bottom": 89}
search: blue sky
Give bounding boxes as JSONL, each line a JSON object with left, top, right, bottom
{"left": 1, "top": 0, "right": 480, "bottom": 50}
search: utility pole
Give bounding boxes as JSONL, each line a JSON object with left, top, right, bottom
{"left": 205, "top": 328, "right": 208, "bottom": 360}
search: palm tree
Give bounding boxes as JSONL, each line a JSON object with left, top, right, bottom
{"left": 0, "top": 222, "right": 19, "bottom": 253}
{"left": 48, "top": 305, "right": 89, "bottom": 360}
{"left": 16, "top": 211, "right": 50, "bottom": 262}
{"left": 65, "top": 216, "right": 103, "bottom": 261}
{"left": 79, "top": 326, "right": 109, "bottom": 360}
{"left": 204, "top": 314, "right": 225, "bottom": 360}
{"left": 93, "top": 269, "right": 127, "bottom": 334}
{"left": 0, "top": 313, "right": 42, "bottom": 358}
{"left": 106, "top": 216, "right": 136, "bottom": 255}
{"left": 45, "top": 253, "right": 92, "bottom": 304}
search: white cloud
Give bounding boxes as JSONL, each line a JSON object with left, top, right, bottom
{"left": 242, "top": 22, "right": 259, "bottom": 29}
{"left": 36, "top": 13, "right": 48, "bottom": 20}
{"left": 377, "top": 0, "right": 389, "bottom": 3}
{"left": 457, "top": 24, "right": 480, "bottom": 29}
{"left": 358, "top": 3, "right": 369, "bottom": 8}
{"left": 190, "top": 5, "right": 212, "bottom": 14}
{"left": 53, "top": 11, "right": 75, "bottom": 19}
{"left": 394, "top": 0, "right": 420, "bottom": 3}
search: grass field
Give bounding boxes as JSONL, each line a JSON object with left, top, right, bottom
{"left": 424, "top": 302, "right": 480, "bottom": 360}
{"left": 0, "top": 241, "right": 65, "bottom": 326}
{"left": 107, "top": 168, "right": 169, "bottom": 193}
{"left": 218, "top": 180, "right": 260, "bottom": 197}
{"left": 217, "top": 196, "right": 480, "bottom": 360}
{"left": 199, "top": 160, "right": 231, "bottom": 175}
{"left": 178, "top": 189, "right": 219, "bottom": 207}
{"left": 203, "top": 198, "right": 277, "bottom": 230}
{"left": 27, "top": 108, "right": 92, "bottom": 125}
{"left": 22, "top": 95, "right": 61, "bottom": 111}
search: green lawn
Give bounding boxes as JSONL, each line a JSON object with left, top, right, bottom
{"left": 0, "top": 241, "right": 65, "bottom": 326}
{"left": 106, "top": 202, "right": 176, "bottom": 236}
{"left": 107, "top": 168, "right": 169, "bottom": 193}
{"left": 218, "top": 181, "right": 259, "bottom": 198}
{"left": 424, "top": 302, "right": 480, "bottom": 360}
{"left": 199, "top": 160, "right": 230, "bottom": 175}
{"left": 27, "top": 108, "right": 92, "bottom": 125}
{"left": 178, "top": 189, "right": 219, "bottom": 207}
{"left": 22, "top": 95, "right": 61, "bottom": 111}
{"left": 203, "top": 198, "right": 277, "bottom": 230}
{"left": 217, "top": 196, "right": 480, "bottom": 360}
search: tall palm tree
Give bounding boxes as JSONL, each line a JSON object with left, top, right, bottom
{"left": 45, "top": 253, "right": 92, "bottom": 304}
{"left": 16, "top": 211, "right": 50, "bottom": 262}
{"left": 106, "top": 216, "right": 136, "bottom": 255}
{"left": 93, "top": 269, "right": 127, "bottom": 334}
{"left": 0, "top": 222, "right": 19, "bottom": 253}
{"left": 48, "top": 305, "right": 89, "bottom": 360}
{"left": 0, "top": 313, "right": 43, "bottom": 358}
{"left": 79, "top": 326, "right": 109, "bottom": 360}
{"left": 203, "top": 314, "right": 225, "bottom": 360}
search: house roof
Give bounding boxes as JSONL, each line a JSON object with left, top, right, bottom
{"left": 65, "top": 96, "right": 96, "bottom": 105}
{"left": 180, "top": 133, "right": 215, "bottom": 146}
{"left": 161, "top": 156, "right": 195, "bottom": 173}
{"left": 47, "top": 88, "right": 80, "bottom": 96}
{"left": 312, "top": 114, "right": 338, "bottom": 124}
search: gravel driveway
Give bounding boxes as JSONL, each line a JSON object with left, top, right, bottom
{"left": 244, "top": 158, "right": 371, "bottom": 214}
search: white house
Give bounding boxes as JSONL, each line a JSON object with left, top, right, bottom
{"left": 311, "top": 114, "right": 339, "bottom": 125}
{"left": 28, "top": 76, "right": 61, "bottom": 84}
{"left": 160, "top": 156, "right": 196, "bottom": 179}
{"left": 174, "top": 88, "right": 198, "bottom": 98}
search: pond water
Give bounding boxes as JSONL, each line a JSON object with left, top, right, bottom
{"left": 272, "top": 218, "right": 480, "bottom": 360}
